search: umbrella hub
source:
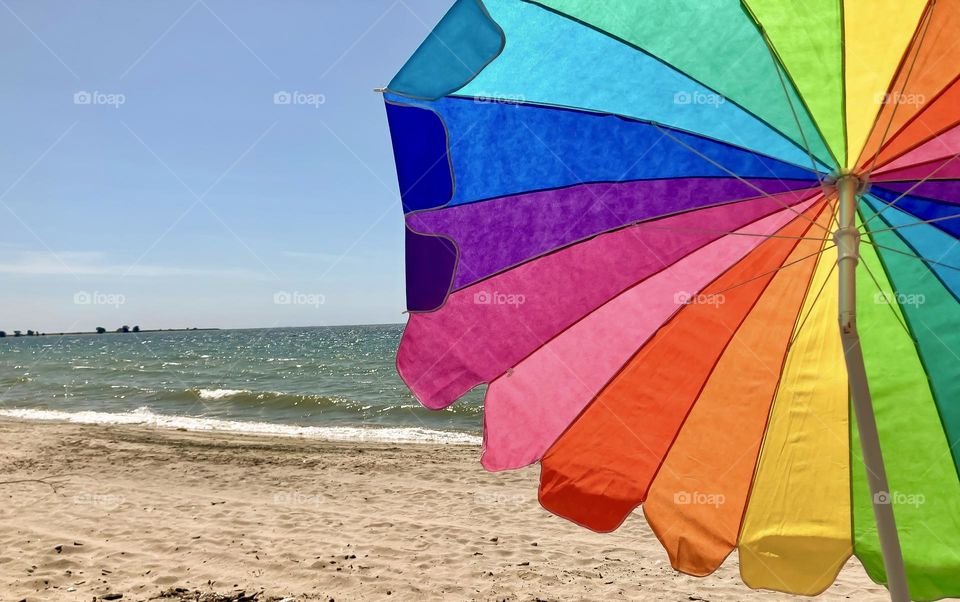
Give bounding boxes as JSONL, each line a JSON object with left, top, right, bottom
{"left": 823, "top": 170, "right": 871, "bottom": 195}
{"left": 830, "top": 174, "right": 867, "bottom": 241}
{"left": 831, "top": 173, "right": 866, "bottom": 335}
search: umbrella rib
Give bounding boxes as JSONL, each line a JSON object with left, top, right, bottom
{"left": 713, "top": 119, "right": 825, "bottom": 207}
{"left": 651, "top": 123, "right": 832, "bottom": 235}
{"left": 862, "top": 2, "right": 936, "bottom": 178}
{"left": 863, "top": 205, "right": 960, "bottom": 303}
{"left": 857, "top": 246, "right": 914, "bottom": 338}
{"left": 789, "top": 259, "right": 837, "bottom": 347}
{"left": 707, "top": 243, "right": 836, "bottom": 300}
{"left": 788, "top": 200, "right": 841, "bottom": 346}
{"left": 627, "top": 203, "right": 834, "bottom": 527}
{"left": 861, "top": 239, "right": 960, "bottom": 273}
{"left": 752, "top": 13, "right": 829, "bottom": 183}
{"left": 861, "top": 212, "right": 960, "bottom": 236}
{"left": 859, "top": 151, "right": 960, "bottom": 231}
{"left": 517, "top": 120, "right": 672, "bottom": 269}
{"left": 641, "top": 223, "right": 826, "bottom": 240}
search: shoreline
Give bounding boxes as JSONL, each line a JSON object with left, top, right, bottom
{"left": 0, "top": 407, "right": 482, "bottom": 446}
{"left": 0, "top": 417, "right": 889, "bottom": 601}
{"left": 0, "top": 323, "right": 408, "bottom": 339}
{"left": 0, "top": 328, "right": 221, "bottom": 338}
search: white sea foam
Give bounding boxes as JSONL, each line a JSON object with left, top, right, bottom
{"left": 0, "top": 407, "right": 481, "bottom": 445}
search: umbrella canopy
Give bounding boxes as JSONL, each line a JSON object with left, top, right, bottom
{"left": 382, "top": 1, "right": 960, "bottom": 600}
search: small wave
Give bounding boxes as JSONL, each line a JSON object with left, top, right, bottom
{"left": 197, "top": 388, "right": 250, "bottom": 400}
{"left": 0, "top": 375, "right": 32, "bottom": 385}
{"left": 0, "top": 407, "right": 481, "bottom": 445}
{"left": 181, "top": 387, "right": 483, "bottom": 417}
{"left": 189, "top": 388, "right": 345, "bottom": 408}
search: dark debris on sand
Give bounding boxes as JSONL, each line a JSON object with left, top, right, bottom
{"left": 153, "top": 588, "right": 291, "bottom": 602}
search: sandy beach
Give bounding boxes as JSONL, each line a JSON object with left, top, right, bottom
{"left": 0, "top": 418, "right": 889, "bottom": 601}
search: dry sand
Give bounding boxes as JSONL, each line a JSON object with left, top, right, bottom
{"left": 0, "top": 417, "right": 890, "bottom": 601}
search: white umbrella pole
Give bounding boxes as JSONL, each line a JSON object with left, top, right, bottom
{"left": 835, "top": 175, "right": 910, "bottom": 602}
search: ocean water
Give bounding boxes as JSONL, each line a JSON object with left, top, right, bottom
{"left": 0, "top": 325, "right": 483, "bottom": 444}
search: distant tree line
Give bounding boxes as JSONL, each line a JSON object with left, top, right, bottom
{"left": 0, "top": 325, "right": 141, "bottom": 338}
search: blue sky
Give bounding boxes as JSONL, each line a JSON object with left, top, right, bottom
{"left": 0, "top": 0, "right": 452, "bottom": 332}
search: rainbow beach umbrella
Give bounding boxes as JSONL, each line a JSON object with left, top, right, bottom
{"left": 381, "top": 1, "right": 960, "bottom": 600}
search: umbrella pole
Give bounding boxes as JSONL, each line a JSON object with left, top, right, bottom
{"left": 835, "top": 175, "right": 910, "bottom": 602}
